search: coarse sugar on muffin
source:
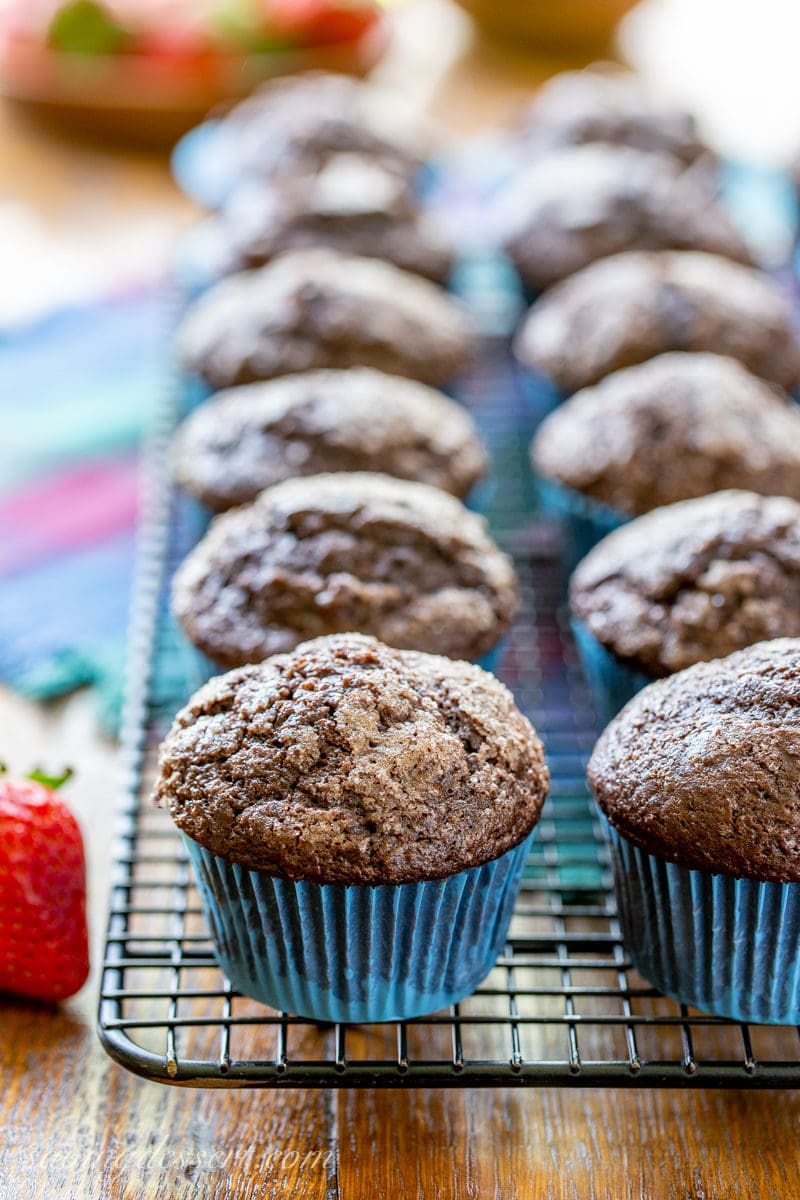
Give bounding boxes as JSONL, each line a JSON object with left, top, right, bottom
{"left": 210, "top": 71, "right": 430, "bottom": 194}
{"left": 588, "top": 638, "right": 800, "bottom": 882}
{"left": 175, "top": 248, "right": 475, "bottom": 390}
{"left": 207, "top": 154, "right": 453, "bottom": 283}
{"left": 531, "top": 353, "right": 800, "bottom": 517}
{"left": 152, "top": 632, "right": 549, "bottom": 884}
{"left": 571, "top": 490, "right": 800, "bottom": 677}
{"left": 174, "top": 368, "right": 487, "bottom": 512}
{"left": 171, "top": 472, "right": 518, "bottom": 668}
{"left": 495, "top": 145, "right": 752, "bottom": 290}
{"left": 512, "top": 67, "right": 709, "bottom": 167}
{"left": 514, "top": 251, "right": 800, "bottom": 393}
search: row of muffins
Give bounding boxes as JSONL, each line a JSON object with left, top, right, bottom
{"left": 153, "top": 67, "right": 800, "bottom": 1027}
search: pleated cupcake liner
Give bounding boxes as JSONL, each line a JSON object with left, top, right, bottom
{"left": 605, "top": 821, "right": 800, "bottom": 1024}
{"left": 570, "top": 618, "right": 653, "bottom": 728}
{"left": 182, "top": 828, "right": 535, "bottom": 1023}
{"left": 514, "top": 364, "right": 563, "bottom": 428}
{"left": 535, "top": 478, "right": 627, "bottom": 573}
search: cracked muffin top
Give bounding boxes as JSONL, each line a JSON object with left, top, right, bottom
{"left": 531, "top": 353, "right": 800, "bottom": 516}
{"left": 496, "top": 145, "right": 752, "bottom": 290}
{"left": 514, "top": 251, "right": 800, "bottom": 394}
{"left": 153, "top": 633, "right": 549, "bottom": 883}
{"left": 588, "top": 638, "right": 800, "bottom": 881}
{"left": 208, "top": 154, "right": 453, "bottom": 283}
{"left": 212, "top": 71, "right": 429, "bottom": 191}
{"left": 176, "top": 248, "right": 474, "bottom": 390}
{"left": 570, "top": 490, "right": 800, "bottom": 676}
{"left": 172, "top": 472, "right": 518, "bottom": 668}
{"left": 513, "top": 68, "right": 708, "bottom": 167}
{"left": 174, "top": 368, "right": 487, "bottom": 512}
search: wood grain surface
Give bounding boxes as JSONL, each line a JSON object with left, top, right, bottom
{"left": 3, "top": 2, "right": 800, "bottom": 1197}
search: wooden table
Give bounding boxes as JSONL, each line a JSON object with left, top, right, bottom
{"left": 2, "top": 2, "right": 800, "bottom": 1195}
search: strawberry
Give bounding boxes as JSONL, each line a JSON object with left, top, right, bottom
{"left": 0, "top": 768, "right": 89, "bottom": 1004}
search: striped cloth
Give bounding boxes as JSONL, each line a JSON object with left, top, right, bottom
{"left": 0, "top": 286, "right": 168, "bottom": 731}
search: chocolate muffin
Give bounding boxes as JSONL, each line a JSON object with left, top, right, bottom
{"left": 588, "top": 637, "right": 800, "bottom": 1022}
{"left": 211, "top": 71, "right": 429, "bottom": 193}
{"left": 207, "top": 155, "right": 453, "bottom": 283}
{"left": 172, "top": 472, "right": 518, "bottom": 668}
{"left": 571, "top": 490, "right": 800, "bottom": 677}
{"left": 176, "top": 249, "right": 474, "bottom": 390}
{"left": 153, "top": 632, "right": 548, "bottom": 883}
{"left": 588, "top": 638, "right": 800, "bottom": 882}
{"left": 514, "top": 251, "right": 800, "bottom": 393}
{"left": 496, "top": 145, "right": 752, "bottom": 290}
{"left": 174, "top": 368, "right": 487, "bottom": 512}
{"left": 513, "top": 67, "right": 708, "bottom": 167}
{"left": 532, "top": 353, "right": 800, "bottom": 517}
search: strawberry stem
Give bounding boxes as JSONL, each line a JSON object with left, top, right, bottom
{"left": 27, "top": 767, "right": 74, "bottom": 790}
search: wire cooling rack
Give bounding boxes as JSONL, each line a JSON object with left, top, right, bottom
{"left": 98, "top": 286, "right": 800, "bottom": 1088}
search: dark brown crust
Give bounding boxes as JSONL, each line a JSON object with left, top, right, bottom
{"left": 213, "top": 155, "right": 453, "bottom": 283}
{"left": 514, "top": 68, "right": 708, "bottom": 167}
{"left": 152, "top": 633, "right": 549, "bottom": 884}
{"left": 176, "top": 249, "right": 474, "bottom": 390}
{"left": 498, "top": 145, "right": 753, "bottom": 290}
{"left": 588, "top": 638, "right": 800, "bottom": 882}
{"left": 172, "top": 472, "right": 518, "bottom": 667}
{"left": 174, "top": 368, "right": 487, "bottom": 512}
{"left": 531, "top": 353, "right": 800, "bottom": 516}
{"left": 570, "top": 490, "right": 800, "bottom": 675}
{"left": 514, "top": 252, "right": 800, "bottom": 393}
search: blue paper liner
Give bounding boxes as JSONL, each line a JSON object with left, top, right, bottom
{"left": 182, "top": 828, "right": 535, "bottom": 1022}
{"left": 535, "top": 478, "right": 627, "bottom": 571}
{"left": 515, "top": 365, "right": 563, "bottom": 428}
{"left": 570, "top": 618, "right": 653, "bottom": 728}
{"left": 605, "top": 822, "right": 800, "bottom": 1024}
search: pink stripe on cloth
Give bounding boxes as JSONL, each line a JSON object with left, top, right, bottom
{"left": 0, "top": 457, "right": 139, "bottom": 575}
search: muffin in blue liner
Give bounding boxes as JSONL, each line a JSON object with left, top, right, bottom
{"left": 173, "top": 369, "right": 489, "bottom": 516}
{"left": 171, "top": 472, "right": 518, "bottom": 674}
{"left": 174, "top": 248, "right": 476, "bottom": 395}
{"left": 182, "top": 828, "right": 535, "bottom": 1022}
{"left": 535, "top": 477, "right": 626, "bottom": 569}
{"left": 605, "top": 822, "right": 800, "bottom": 1024}
{"left": 530, "top": 353, "right": 800, "bottom": 573}
{"left": 569, "top": 618, "right": 649, "bottom": 727}
{"left": 588, "top": 640, "right": 800, "bottom": 1024}
{"left": 153, "top": 633, "right": 549, "bottom": 1023}
{"left": 570, "top": 491, "right": 800, "bottom": 725}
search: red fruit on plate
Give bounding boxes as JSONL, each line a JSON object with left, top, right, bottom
{"left": 0, "top": 769, "right": 90, "bottom": 1004}
{"left": 262, "top": 0, "right": 379, "bottom": 46}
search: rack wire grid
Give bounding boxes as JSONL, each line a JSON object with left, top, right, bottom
{"left": 98, "top": 281, "right": 800, "bottom": 1089}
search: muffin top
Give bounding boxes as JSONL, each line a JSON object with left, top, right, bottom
{"left": 514, "top": 68, "right": 707, "bottom": 166}
{"left": 571, "top": 490, "right": 800, "bottom": 675}
{"left": 176, "top": 248, "right": 474, "bottom": 390}
{"left": 175, "top": 368, "right": 487, "bottom": 511}
{"left": 153, "top": 633, "right": 548, "bottom": 884}
{"left": 209, "top": 155, "right": 453, "bottom": 282}
{"left": 496, "top": 145, "right": 752, "bottom": 290}
{"left": 588, "top": 638, "right": 800, "bottom": 882}
{"left": 172, "top": 472, "right": 518, "bottom": 668}
{"left": 213, "top": 71, "right": 428, "bottom": 190}
{"left": 531, "top": 353, "right": 800, "bottom": 515}
{"left": 514, "top": 251, "right": 800, "bottom": 393}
